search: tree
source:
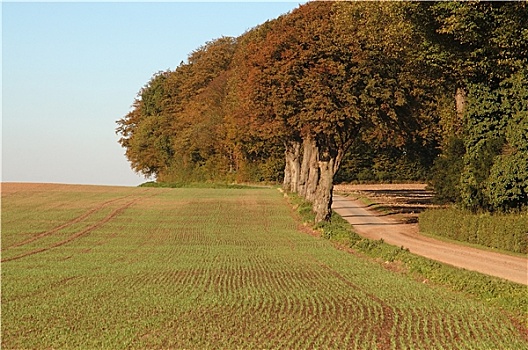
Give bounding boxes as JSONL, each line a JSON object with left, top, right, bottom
{"left": 116, "top": 71, "right": 174, "bottom": 178}
{"left": 225, "top": 19, "right": 287, "bottom": 183}
{"left": 117, "top": 37, "right": 239, "bottom": 182}
{"left": 117, "top": 1, "right": 452, "bottom": 221}
{"left": 482, "top": 67, "right": 528, "bottom": 211}
{"left": 239, "top": 2, "right": 441, "bottom": 222}
{"left": 409, "top": 1, "right": 528, "bottom": 211}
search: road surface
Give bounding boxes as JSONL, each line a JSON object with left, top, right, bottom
{"left": 332, "top": 195, "right": 528, "bottom": 285}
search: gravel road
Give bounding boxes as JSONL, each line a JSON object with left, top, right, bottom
{"left": 332, "top": 195, "right": 528, "bottom": 285}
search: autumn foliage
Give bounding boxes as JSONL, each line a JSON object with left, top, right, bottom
{"left": 117, "top": 1, "right": 527, "bottom": 221}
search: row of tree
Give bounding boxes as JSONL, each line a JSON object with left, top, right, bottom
{"left": 117, "top": 1, "right": 527, "bottom": 221}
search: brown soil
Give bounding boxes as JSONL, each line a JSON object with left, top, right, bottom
{"left": 334, "top": 183, "right": 439, "bottom": 224}
{"left": 1, "top": 182, "right": 136, "bottom": 195}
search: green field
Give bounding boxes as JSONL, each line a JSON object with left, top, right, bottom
{"left": 2, "top": 184, "right": 527, "bottom": 349}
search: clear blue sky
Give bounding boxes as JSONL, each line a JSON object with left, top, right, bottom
{"left": 2, "top": 1, "right": 304, "bottom": 186}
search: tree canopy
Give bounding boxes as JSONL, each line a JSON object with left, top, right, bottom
{"left": 117, "top": 1, "right": 527, "bottom": 221}
{"left": 411, "top": 1, "right": 528, "bottom": 212}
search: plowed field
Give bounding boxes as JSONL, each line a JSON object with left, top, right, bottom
{"left": 2, "top": 183, "right": 526, "bottom": 349}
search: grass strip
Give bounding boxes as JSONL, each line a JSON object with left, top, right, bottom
{"left": 288, "top": 193, "right": 528, "bottom": 323}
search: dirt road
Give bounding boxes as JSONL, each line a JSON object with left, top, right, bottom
{"left": 332, "top": 195, "right": 528, "bottom": 285}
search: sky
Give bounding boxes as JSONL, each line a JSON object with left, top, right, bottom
{"left": 2, "top": 1, "right": 304, "bottom": 187}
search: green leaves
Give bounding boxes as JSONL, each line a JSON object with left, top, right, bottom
{"left": 411, "top": 2, "right": 528, "bottom": 212}
{"left": 486, "top": 152, "right": 528, "bottom": 211}
{"left": 458, "top": 67, "right": 528, "bottom": 211}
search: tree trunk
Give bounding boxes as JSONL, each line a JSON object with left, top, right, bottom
{"left": 283, "top": 152, "right": 291, "bottom": 191}
{"left": 314, "top": 158, "right": 335, "bottom": 223}
{"left": 312, "top": 147, "right": 346, "bottom": 223}
{"left": 455, "top": 87, "right": 467, "bottom": 120}
{"left": 283, "top": 141, "right": 301, "bottom": 193}
{"left": 305, "top": 143, "right": 319, "bottom": 202}
{"left": 298, "top": 136, "right": 317, "bottom": 199}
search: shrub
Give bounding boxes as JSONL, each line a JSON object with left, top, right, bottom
{"left": 429, "top": 137, "right": 465, "bottom": 203}
{"left": 419, "top": 207, "right": 527, "bottom": 254}
{"left": 485, "top": 152, "right": 528, "bottom": 211}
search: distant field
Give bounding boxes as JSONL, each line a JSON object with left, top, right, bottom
{"left": 2, "top": 183, "right": 527, "bottom": 349}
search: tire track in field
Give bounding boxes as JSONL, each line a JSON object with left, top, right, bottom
{"left": 1, "top": 197, "right": 142, "bottom": 262}
{"left": 3, "top": 196, "right": 131, "bottom": 251}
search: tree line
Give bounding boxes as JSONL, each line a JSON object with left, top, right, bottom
{"left": 116, "top": 1, "right": 527, "bottom": 222}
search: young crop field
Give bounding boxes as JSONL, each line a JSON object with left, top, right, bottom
{"left": 2, "top": 183, "right": 527, "bottom": 349}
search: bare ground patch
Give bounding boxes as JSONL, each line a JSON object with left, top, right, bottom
{"left": 334, "top": 183, "right": 440, "bottom": 224}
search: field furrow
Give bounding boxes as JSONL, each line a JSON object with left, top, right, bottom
{"left": 2, "top": 184, "right": 526, "bottom": 349}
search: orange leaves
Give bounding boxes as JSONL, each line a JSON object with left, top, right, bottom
{"left": 117, "top": 1, "right": 443, "bottom": 186}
